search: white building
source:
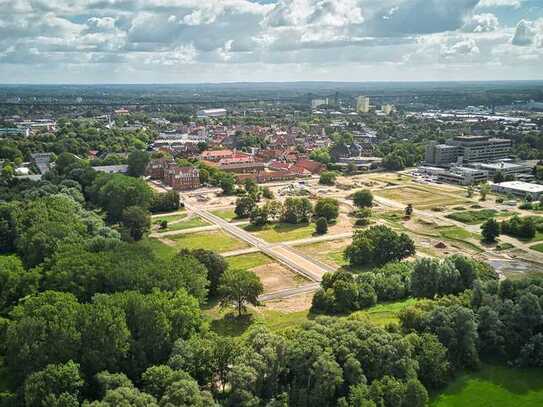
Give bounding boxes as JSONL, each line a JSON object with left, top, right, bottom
{"left": 196, "top": 108, "right": 227, "bottom": 118}
{"left": 311, "top": 98, "right": 328, "bottom": 109}
{"left": 492, "top": 181, "right": 543, "bottom": 200}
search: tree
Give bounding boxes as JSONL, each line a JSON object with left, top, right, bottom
{"left": 319, "top": 171, "right": 337, "bottom": 186}
{"left": 150, "top": 190, "right": 180, "bottom": 213}
{"left": 479, "top": 183, "right": 491, "bottom": 201}
{"left": 127, "top": 150, "right": 150, "bottom": 177}
{"left": 219, "top": 174, "right": 236, "bottom": 195}
{"left": 188, "top": 249, "right": 228, "bottom": 296}
{"left": 235, "top": 195, "right": 256, "bottom": 219}
{"left": 481, "top": 218, "right": 500, "bottom": 243}
{"left": 403, "top": 379, "right": 429, "bottom": 407}
{"left": 24, "top": 361, "right": 83, "bottom": 407}
{"left": 6, "top": 291, "right": 82, "bottom": 383}
{"left": 89, "top": 173, "right": 153, "bottom": 222}
{"left": 218, "top": 269, "right": 263, "bottom": 317}
{"left": 404, "top": 203, "right": 413, "bottom": 217}
{"left": 264, "top": 200, "right": 283, "bottom": 222}
{"left": 121, "top": 206, "right": 150, "bottom": 241}
{"left": 467, "top": 185, "right": 474, "bottom": 198}
{"left": 314, "top": 198, "right": 339, "bottom": 222}
{"left": 353, "top": 190, "right": 373, "bottom": 208}
{"left": 87, "top": 386, "right": 158, "bottom": 406}
{"left": 345, "top": 225, "right": 415, "bottom": 267}
{"left": 262, "top": 187, "right": 274, "bottom": 199}
{"left": 282, "top": 197, "right": 313, "bottom": 224}
{"left": 316, "top": 217, "right": 328, "bottom": 235}
{"left": 309, "top": 148, "right": 331, "bottom": 165}
{"left": 0, "top": 254, "right": 41, "bottom": 313}
{"left": 493, "top": 171, "right": 505, "bottom": 184}
{"left": 250, "top": 206, "right": 269, "bottom": 227}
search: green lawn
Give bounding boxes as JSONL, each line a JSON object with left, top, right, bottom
{"left": 136, "top": 238, "right": 177, "bottom": 261}
{"left": 446, "top": 209, "right": 500, "bottom": 225}
{"left": 438, "top": 226, "right": 479, "bottom": 241}
{"left": 530, "top": 242, "right": 543, "bottom": 253}
{"left": 350, "top": 298, "right": 420, "bottom": 327}
{"left": 211, "top": 208, "right": 239, "bottom": 222}
{"left": 431, "top": 364, "right": 543, "bottom": 407}
{"left": 226, "top": 253, "right": 274, "bottom": 270}
{"left": 169, "top": 230, "right": 248, "bottom": 253}
{"left": 160, "top": 216, "right": 209, "bottom": 232}
{"left": 152, "top": 211, "right": 187, "bottom": 224}
{"left": 246, "top": 223, "right": 316, "bottom": 243}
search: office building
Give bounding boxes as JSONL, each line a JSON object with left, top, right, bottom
{"left": 425, "top": 135, "right": 511, "bottom": 166}
{"left": 356, "top": 96, "right": 370, "bottom": 113}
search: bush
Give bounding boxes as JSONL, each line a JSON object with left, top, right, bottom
{"left": 352, "top": 190, "right": 373, "bottom": 208}
{"left": 315, "top": 217, "right": 328, "bottom": 235}
{"left": 314, "top": 198, "right": 339, "bottom": 222}
{"left": 319, "top": 171, "right": 337, "bottom": 186}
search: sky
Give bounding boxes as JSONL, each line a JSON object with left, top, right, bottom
{"left": 0, "top": 0, "right": 543, "bottom": 84}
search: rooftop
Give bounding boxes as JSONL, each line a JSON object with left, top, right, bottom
{"left": 494, "top": 181, "right": 543, "bottom": 193}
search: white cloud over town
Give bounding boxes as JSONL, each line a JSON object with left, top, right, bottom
{"left": 0, "top": 0, "right": 542, "bottom": 82}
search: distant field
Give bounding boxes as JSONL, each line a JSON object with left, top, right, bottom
{"left": 169, "top": 230, "right": 248, "bottom": 253}
{"left": 446, "top": 209, "right": 508, "bottom": 225}
{"left": 246, "top": 222, "right": 315, "bottom": 243}
{"left": 226, "top": 252, "right": 274, "bottom": 270}
{"left": 431, "top": 364, "right": 543, "bottom": 407}
{"left": 376, "top": 185, "right": 470, "bottom": 209}
{"left": 211, "top": 208, "right": 239, "bottom": 222}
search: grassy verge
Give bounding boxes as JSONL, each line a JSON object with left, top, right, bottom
{"left": 211, "top": 208, "right": 240, "bottom": 222}
{"left": 160, "top": 216, "right": 209, "bottom": 232}
{"left": 152, "top": 211, "right": 187, "bottom": 223}
{"left": 226, "top": 253, "right": 274, "bottom": 270}
{"left": 350, "top": 298, "right": 420, "bottom": 327}
{"left": 431, "top": 364, "right": 543, "bottom": 407}
{"left": 245, "top": 223, "right": 316, "bottom": 243}
{"left": 169, "top": 231, "right": 248, "bottom": 253}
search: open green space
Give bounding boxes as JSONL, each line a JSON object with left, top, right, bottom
{"left": 446, "top": 209, "right": 508, "bottom": 225}
{"left": 169, "top": 230, "right": 248, "bottom": 253}
{"left": 297, "top": 240, "right": 351, "bottom": 267}
{"left": 530, "top": 242, "right": 543, "bottom": 253}
{"left": 136, "top": 238, "right": 177, "bottom": 261}
{"left": 245, "top": 222, "right": 316, "bottom": 243}
{"left": 350, "top": 298, "right": 420, "bottom": 327}
{"left": 211, "top": 208, "right": 239, "bottom": 222}
{"left": 376, "top": 185, "right": 470, "bottom": 209}
{"left": 152, "top": 211, "right": 187, "bottom": 224}
{"left": 431, "top": 364, "right": 543, "bottom": 407}
{"left": 159, "top": 216, "right": 209, "bottom": 232}
{"left": 226, "top": 252, "right": 274, "bottom": 270}
{"left": 206, "top": 298, "right": 419, "bottom": 337}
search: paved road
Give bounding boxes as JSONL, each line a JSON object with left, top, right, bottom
{"left": 258, "top": 283, "right": 320, "bottom": 302}
{"left": 186, "top": 203, "right": 335, "bottom": 283}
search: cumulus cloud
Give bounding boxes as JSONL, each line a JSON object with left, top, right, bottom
{"left": 463, "top": 13, "right": 499, "bottom": 32}
{"left": 0, "top": 0, "right": 542, "bottom": 81}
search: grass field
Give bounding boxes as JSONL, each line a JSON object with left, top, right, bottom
{"left": 152, "top": 211, "right": 187, "bottom": 224}
{"left": 206, "top": 298, "right": 418, "bottom": 337}
{"left": 246, "top": 222, "right": 315, "bottom": 243}
{"left": 226, "top": 252, "right": 274, "bottom": 270}
{"left": 136, "top": 238, "right": 177, "bottom": 261}
{"left": 376, "top": 185, "right": 470, "bottom": 209}
{"left": 446, "top": 209, "right": 507, "bottom": 225}
{"left": 431, "top": 364, "right": 543, "bottom": 407}
{"left": 211, "top": 208, "right": 239, "bottom": 222}
{"left": 169, "top": 230, "right": 248, "bottom": 253}
{"left": 530, "top": 242, "right": 543, "bottom": 253}
{"left": 159, "top": 216, "right": 209, "bottom": 232}
{"left": 350, "top": 298, "right": 420, "bottom": 326}
{"left": 297, "top": 240, "right": 351, "bottom": 267}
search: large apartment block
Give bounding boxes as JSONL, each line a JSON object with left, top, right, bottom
{"left": 425, "top": 135, "right": 511, "bottom": 166}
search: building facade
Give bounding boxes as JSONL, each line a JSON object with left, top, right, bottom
{"left": 425, "top": 136, "right": 512, "bottom": 166}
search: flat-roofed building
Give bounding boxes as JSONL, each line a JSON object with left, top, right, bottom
{"left": 425, "top": 135, "right": 512, "bottom": 166}
{"left": 196, "top": 108, "right": 227, "bottom": 118}
{"left": 437, "top": 166, "right": 489, "bottom": 186}
{"left": 492, "top": 181, "right": 543, "bottom": 200}
{"left": 472, "top": 162, "right": 532, "bottom": 178}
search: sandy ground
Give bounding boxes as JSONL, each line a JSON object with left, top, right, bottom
{"left": 251, "top": 263, "right": 308, "bottom": 293}
{"left": 260, "top": 291, "right": 315, "bottom": 312}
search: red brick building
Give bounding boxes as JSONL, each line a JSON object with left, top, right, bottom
{"left": 146, "top": 158, "right": 200, "bottom": 190}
